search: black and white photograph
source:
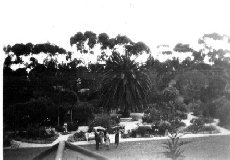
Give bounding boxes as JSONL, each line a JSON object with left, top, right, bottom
{"left": 1, "top": 0, "right": 230, "bottom": 159}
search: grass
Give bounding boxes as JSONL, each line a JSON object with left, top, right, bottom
{"left": 3, "top": 147, "right": 50, "bottom": 160}
{"left": 4, "top": 135, "right": 230, "bottom": 160}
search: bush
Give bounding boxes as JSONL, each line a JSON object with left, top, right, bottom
{"left": 67, "top": 131, "right": 86, "bottom": 142}
{"left": 201, "top": 126, "right": 218, "bottom": 133}
{"left": 6, "top": 127, "right": 58, "bottom": 144}
{"left": 184, "top": 125, "right": 218, "bottom": 134}
{"left": 142, "top": 115, "right": 152, "bottom": 123}
{"left": 130, "top": 129, "right": 137, "bottom": 138}
{"left": 216, "top": 100, "right": 230, "bottom": 127}
{"left": 179, "top": 113, "right": 187, "bottom": 120}
{"left": 110, "top": 114, "right": 121, "bottom": 124}
{"left": 3, "top": 132, "right": 11, "bottom": 147}
{"left": 142, "top": 108, "right": 161, "bottom": 123}
{"left": 25, "top": 127, "right": 56, "bottom": 139}
{"left": 88, "top": 114, "right": 118, "bottom": 132}
{"left": 185, "top": 118, "right": 206, "bottom": 133}
{"left": 55, "top": 125, "right": 65, "bottom": 132}
{"left": 159, "top": 121, "right": 172, "bottom": 133}
{"left": 15, "top": 135, "right": 58, "bottom": 144}
{"left": 163, "top": 133, "right": 185, "bottom": 160}
{"left": 136, "top": 126, "right": 151, "bottom": 137}
{"left": 200, "top": 117, "right": 213, "bottom": 123}
{"left": 172, "top": 119, "right": 186, "bottom": 130}
{"left": 184, "top": 125, "right": 200, "bottom": 133}
{"left": 130, "top": 113, "right": 144, "bottom": 121}
{"left": 190, "top": 118, "right": 205, "bottom": 127}
{"left": 121, "top": 133, "right": 130, "bottom": 138}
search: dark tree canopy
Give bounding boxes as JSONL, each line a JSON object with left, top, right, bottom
{"left": 173, "top": 43, "right": 194, "bottom": 53}
{"left": 70, "top": 31, "right": 150, "bottom": 62}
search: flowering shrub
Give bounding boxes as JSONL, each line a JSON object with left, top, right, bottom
{"left": 184, "top": 118, "right": 218, "bottom": 133}
{"left": 67, "top": 131, "right": 86, "bottom": 142}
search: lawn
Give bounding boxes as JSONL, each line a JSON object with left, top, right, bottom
{"left": 3, "top": 135, "right": 230, "bottom": 160}
{"left": 3, "top": 147, "right": 50, "bottom": 160}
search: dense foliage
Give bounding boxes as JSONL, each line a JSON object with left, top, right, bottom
{"left": 3, "top": 31, "right": 230, "bottom": 135}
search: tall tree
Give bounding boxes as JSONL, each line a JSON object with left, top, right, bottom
{"left": 100, "top": 52, "right": 151, "bottom": 117}
{"left": 70, "top": 31, "right": 150, "bottom": 63}
{"left": 198, "top": 33, "right": 230, "bottom": 63}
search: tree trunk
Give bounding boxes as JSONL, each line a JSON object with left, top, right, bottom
{"left": 70, "top": 109, "right": 72, "bottom": 122}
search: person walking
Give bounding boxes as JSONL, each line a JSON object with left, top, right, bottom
{"left": 105, "top": 131, "right": 110, "bottom": 150}
{"left": 99, "top": 131, "right": 104, "bottom": 144}
{"left": 95, "top": 131, "right": 100, "bottom": 150}
{"left": 86, "top": 132, "right": 89, "bottom": 142}
{"left": 115, "top": 129, "right": 120, "bottom": 148}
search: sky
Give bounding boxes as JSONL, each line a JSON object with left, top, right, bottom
{"left": 1, "top": 0, "right": 230, "bottom": 51}
{"left": 1, "top": 0, "right": 230, "bottom": 75}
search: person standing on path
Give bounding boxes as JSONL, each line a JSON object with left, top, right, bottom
{"left": 105, "top": 131, "right": 110, "bottom": 150}
{"left": 95, "top": 131, "right": 100, "bottom": 150}
{"left": 99, "top": 131, "right": 104, "bottom": 144}
{"left": 115, "top": 129, "right": 120, "bottom": 148}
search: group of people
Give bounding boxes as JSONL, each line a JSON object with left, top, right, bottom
{"left": 94, "top": 129, "right": 120, "bottom": 150}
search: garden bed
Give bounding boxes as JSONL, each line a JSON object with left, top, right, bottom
{"left": 14, "top": 135, "right": 59, "bottom": 144}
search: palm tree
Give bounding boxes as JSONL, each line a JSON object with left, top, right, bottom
{"left": 100, "top": 52, "right": 151, "bottom": 117}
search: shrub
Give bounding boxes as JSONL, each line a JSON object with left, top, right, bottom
{"left": 142, "top": 115, "right": 152, "bottom": 123}
{"left": 185, "top": 118, "right": 206, "bottom": 133}
{"left": 16, "top": 135, "right": 58, "bottom": 144}
{"left": 163, "top": 133, "right": 185, "bottom": 160}
{"left": 185, "top": 125, "right": 218, "bottom": 134}
{"left": 172, "top": 120, "right": 186, "bottom": 130}
{"left": 130, "top": 113, "right": 144, "bottom": 121}
{"left": 110, "top": 114, "right": 121, "bottom": 124}
{"left": 88, "top": 114, "right": 118, "bottom": 132}
{"left": 158, "top": 121, "right": 172, "bottom": 135}
{"left": 216, "top": 100, "right": 230, "bottom": 127}
{"left": 190, "top": 118, "right": 205, "bottom": 127}
{"left": 142, "top": 108, "right": 161, "bottom": 123}
{"left": 136, "top": 126, "right": 151, "bottom": 137}
{"left": 130, "top": 129, "right": 137, "bottom": 138}
{"left": 178, "top": 113, "right": 187, "bottom": 120}
{"left": 121, "top": 133, "right": 130, "bottom": 138}
{"left": 55, "top": 125, "right": 65, "bottom": 133}
{"left": 7, "top": 127, "right": 58, "bottom": 143}
{"left": 201, "top": 125, "right": 218, "bottom": 133}
{"left": 184, "top": 125, "right": 200, "bottom": 133}
{"left": 3, "top": 132, "right": 11, "bottom": 147}
{"left": 67, "top": 131, "right": 86, "bottom": 142}
{"left": 25, "top": 127, "right": 56, "bottom": 139}
{"left": 199, "top": 117, "right": 213, "bottom": 124}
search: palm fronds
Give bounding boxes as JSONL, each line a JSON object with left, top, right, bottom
{"left": 163, "top": 133, "right": 185, "bottom": 160}
{"left": 100, "top": 52, "right": 151, "bottom": 113}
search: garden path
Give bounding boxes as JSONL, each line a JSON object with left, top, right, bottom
{"left": 4, "top": 113, "right": 230, "bottom": 148}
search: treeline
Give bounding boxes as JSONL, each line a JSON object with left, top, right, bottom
{"left": 3, "top": 31, "right": 230, "bottom": 131}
